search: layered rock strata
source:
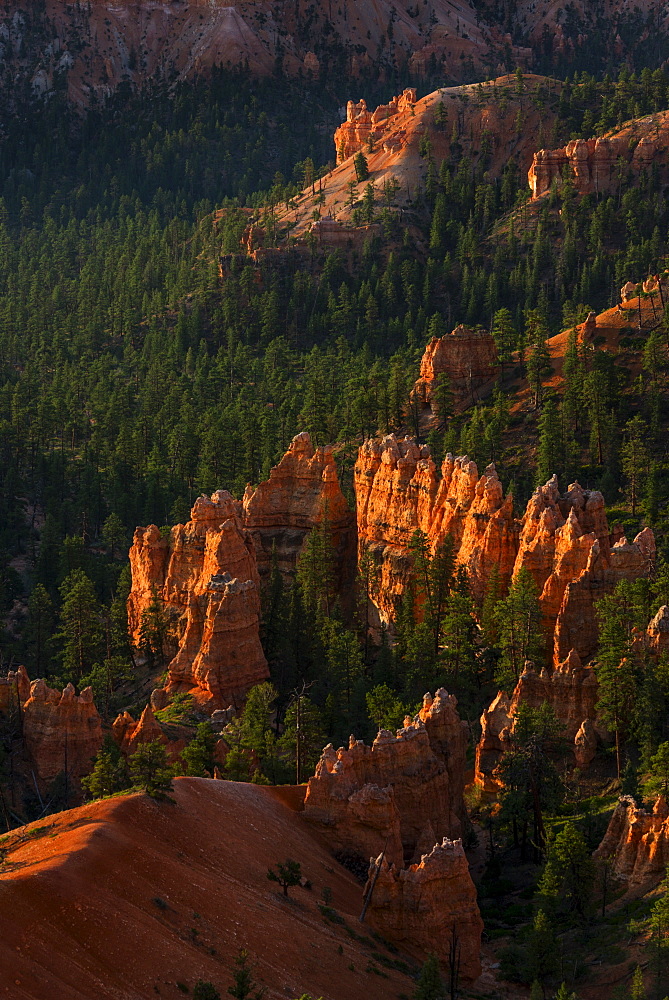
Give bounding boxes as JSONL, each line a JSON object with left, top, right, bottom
{"left": 334, "top": 90, "right": 417, "bottom": 163}
{"left": 412, "top": 325, "right": 499, "bottom": 412}
{"left": 242, "top": 431, "right": 355, "bottom": 587}
{"left": 529, "top": 134, "right": 658, "bottom": 199}
{"left": 595, "top": 795, "right": 669, "bottom": 884}
{"left": 356, "top": 438, "right": 656, "bottom": 668}
{"left": 128, "top": 490, "right": 268, "bottom": 710}
{"left": 364, "top": 839, "right": 483, "bottom": 980}
{"left": 21, "top": 679, "right": 103, "bottom": 786}
{"left": 474, "top": 651, "right": 600, "bottom": 788}
{"left": 304, "top": 689, "right": 467, "bottom": 866}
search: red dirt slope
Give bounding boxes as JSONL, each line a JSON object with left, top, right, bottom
{"left": 0, "top": 778, "right": 414, "bottom": 1000}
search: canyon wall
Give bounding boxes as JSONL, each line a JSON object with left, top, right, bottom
{"left": 21, "top": 678, "right": 103, "bottom": 787}
{"left": 412, "top": 325, "right": 499, "bottom": 413}
{"left": 242, "top": 431, "right": 355, "bottom": 587}
{"left": 595, "top": 795, "right": 669, "bottom": 884}
{"left": 303, "top": 689, "right": 468, "bottom": 866}
{"left": 529, "top": 131, "right": 661, "bottom": 199}
{"left": 334, "top": 89, "right": 417, "bottom": 163}
{"left": 364, "top": 839, "right": 483, "bottom": 980}
{"left": 127, "top": 490, "right": 269, "bottom": 711}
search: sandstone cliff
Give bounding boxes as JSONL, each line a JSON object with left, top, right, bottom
{"left": 595, "top": 795, "right": 669, "bottom": 885}
{"left": 355, "top": 437, "right": 656, "bottom": 668}
{"left": 529, "top": 111, "right": 669, "bottom": 199}
{"left": 127, "top": 490, "right": 268, "bottom": 710}
{"left": 334, "top": 90, "right": 417, "bottom": 163}
{"left": 21, "top": 678, "right": 103, "bottom": 787}
{"left": 364, "top": 839, "right": 483, "bottom": 980}
{"left": 304, "top": 689, "right": 468, "bottom": 866}
{"left": 242, "top": 431, "right": 355, "bottom": 587}
{"left": 412, "top": 325, "right": 499, "bottom": 414}
{"left": 354, "top": 437, "right": 517, "bottom": 623}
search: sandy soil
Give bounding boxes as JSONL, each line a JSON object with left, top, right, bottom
{"left": 0, "top": 777, "right": 414, "bottom": 1000}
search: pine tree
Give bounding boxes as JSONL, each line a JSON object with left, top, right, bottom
{"left": 128, "top": 740, "right": 173, "bottom": 798}
{"left": 595, "top": 591, "right": 638, "bottom": 778}
{"left": 267, "top": 859, "right": 302, "bottom": 897}
{"left": 180, "top": 722, "right": 217, "bottom": 777}
{"left": 413, "top": 954, "right": 444, "bottom": 1000}
{"left": 353, "top": 151, "right": 369, "bottom": 182}
{"left": 538, "top": 822, "right": 596, "bottom": 918}
{"left": 56, "top": 569, "right": 104, "bottom": 683}
{"left": 493, "top": 568, "right": 542, "bottom": 687}
{"left": 25, "top": 583, "right": 55, "bottom": 677}
{"left": 536, "top": 397, "right": 562, "bottom": 486}
{"left": 621, "top": 415, "right": 650, "bottom": 517}
{"left": 227, "top": 950, "right": 265, "bottom": 1000}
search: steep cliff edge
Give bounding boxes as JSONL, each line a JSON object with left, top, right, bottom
{"left": 364, "top": 839, "right": 483, "bottom": 980}
{"left": 304, "top": 689, "right": 468, "bottom": 866}
{"left": 595, "top": 795, "right": 669, "bottom": 885}
{"left": 242, "top": 431, "right": 355, "bottom": 587}
{"left": 128, "top": 490, "right": 268, "bottom": 710}
{"left": 355, "top": 434, "right": 655, "bottom": 667}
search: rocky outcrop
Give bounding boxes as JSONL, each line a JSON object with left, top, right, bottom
{"left": 128, "top": 490, "right": 268, "bottom": 710}
{"left": 473, "top": 692, "right": 512, "bottom": 793}
{"left": 355, "top": 440, "right": 656, "bottom": 667}
{"left": 412, "top": 325, "right": 499, "bottom": 412}
{"left": 334, "top": 90, "right": 416, "bottom": 163}
{"left": 354, "top": 438, "right": 517, "bottom": 621}
{"left": 113, "top": 704, "right": 166, "bottom": 756}
{"left": 0, "top": 664, "right": 30, "bottom": 714}
{"left": 364, "top": 839, "right": 483, "bottom": 980}
{"left": 509, "top": 650, "right": 600, "bottom": 740}
{"left": 304, "top": 689, "right": 468, "bottom": 866}
{"left": 529, "top": 133, "right": 658, "bottom": 199}
{"left": 22, "top": 679, "right": 103, "bottom": 786}
{"left": 554, "top": 526, "right": 655, "bottom": 664}
{"left": 595, "top": 795, "right": 669, "bottom": 884}
{"left": 647, "top": 605, "right": 669, "bottom": 654}
{"left": 242, "top": 432, "right": 355, "bottom": 587}
{"left": 474, "top": 649, "right": 600, "bottom": 788}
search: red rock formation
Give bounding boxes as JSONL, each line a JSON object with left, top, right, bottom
{"left": 647, "top": 605, "right": 669, "bottom": 654}
{"left": 554, "top": 527, "right": 655, "bottom": 664}
{"left": 412, "top": 325, "right": 499, "bottom": 412}
{"left": 242, "top": 431, "right": 355, "bottom": 586}
{"left": 574, "top": 719, "right": 597, "bottom": 768}
{"left": 304, "top": 689, "right": 468, "bottom": 866}
{"left": 509, "top": 651, "right": 600, "bottom": 740}
{"left": 364, "top": 839, "right": 483, "bottom": 980}
{"left": 128, "top": 490, "right": 268, "bottom": 710}
{"left": 595, "top": 795, "right": 669, "bottom": 884}
{"left": 0, "top": 664, "right": 30, "bottom": 714}
{"left": 22, "top": 679, "right": 103, "bottom": 786}
{"left": 474, "top": 692, "right": 512, "bottom": 793}
{"left": 356, "top": 438, "right": 655, "bottom": 668}
{"left": 474, "top": 650, "right": 600, "bottom": 788}
{"left": 334, "top": 90, "right": 417, "bottom": 163}
{"left": 113, "top": 703, "right": 166, "bottom": 756}
{"left": 354, "top": 438, "right": 517, "bottom": 622}
{"left": 529, "top": 134, "right": 640, "bottom": 198}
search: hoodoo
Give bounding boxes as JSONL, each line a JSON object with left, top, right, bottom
{"left": 364, "top": 839, "right": 483, "bottom": 980}
{"left": 127, "top": 490, "right": 269, "bottom": 710}
{"left": 242, "top": 431, "right": 355, "bottom": 587}
{"left": 304, "top": 689, "right": 468, "bottom": 866}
